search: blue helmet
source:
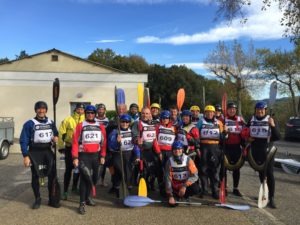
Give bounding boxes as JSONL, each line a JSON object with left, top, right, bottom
{"left": 172, "top": 141, "right": 184, "bottom": 150}
{"left": 181, "top": 110, "right": 192, "bottom": 117}
{"left": 255, "top": 101, "right": 267, "bottom": 109}
{"left": 160, "top": 110, "right": 171, "bottom": 119}
{"left": 120, "top": 114, "right": 131, "bottom": 122}
{"left": 85, "top": 105, "right": 97, "bottom": 113}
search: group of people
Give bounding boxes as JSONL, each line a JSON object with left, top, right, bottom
{"left": 19, "top": 98, "right": 280, "bottom": 215}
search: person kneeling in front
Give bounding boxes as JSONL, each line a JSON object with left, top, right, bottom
{"left": 165, "top": 141, "right": 199, "bottom": 206}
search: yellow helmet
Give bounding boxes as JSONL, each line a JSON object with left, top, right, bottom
{"left": 190, "top": 105, "right": 200, "bottom": 112}
{"left": 150, "top": 103, "right": 160, "bottom": 109}
{"left": 204, "top": 105, "right": 215, "bottom": 112}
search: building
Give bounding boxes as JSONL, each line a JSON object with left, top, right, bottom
{"left": 0, "top": 49, "right": 147, "bottom": 138}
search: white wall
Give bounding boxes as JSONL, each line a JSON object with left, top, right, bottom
{"left": 0, "top": 72, "right": 147, "bottom": 138}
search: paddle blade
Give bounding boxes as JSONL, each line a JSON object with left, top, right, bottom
{"left": 216, "top": 203, "right": 250, "bottom": 211}
{"left": 222, "top": 92, "right": 227, "bottom": 117}
{"left": 117, "top": 88, "right": 126, "bottom": 105}
{"left": 143, "top": 88, "right": 150, "bottom": 108}
{"left": 123, "top": 195, "right": 154, "bottom": 207}
{"left": 219, "top": 179, "right": 226, "bottom": 204}
{"left": 258, "top": 180, "right": 269, "bottom": 208}
{"left": 52, "top": 78, "right": 60, "bottom": 106}
{"left": 269, "top": 81, "right": 277, "bottom": 108}
{"left": 91, "top": 185, "right": 96, "bottom": 197}
{"left": 281, "top": 163, "right": 300, "bottom": 175}
{"left": 50, "top": 177, "right": 61, "bottom": 207}
{"left": 177, "top": 88, "right": 185, "bottom": 112}
{"left": 137, "top": 83, "right": 144, "bottom": 112}
{"left": 138, "top": 178, "right": 147, "bottom": 197}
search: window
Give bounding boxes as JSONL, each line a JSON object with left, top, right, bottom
{"left": 51, "top": 55, "right": 58, "bottom": 61}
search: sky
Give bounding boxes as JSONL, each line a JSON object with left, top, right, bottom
{"left": 0, "top": 0, "right": 294, "bottom": 98}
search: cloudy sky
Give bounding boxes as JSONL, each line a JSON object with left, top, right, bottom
{"left": 1, "top": 0, "right": 293, "bottom": 79}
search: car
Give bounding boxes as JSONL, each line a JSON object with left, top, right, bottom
{"left": 0, "top": 117, "right": 14, "bottom": 159}
{"left": 284, "top": 117, "right": 300, "bottom": 141}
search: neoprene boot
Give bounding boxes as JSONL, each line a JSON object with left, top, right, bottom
{"left": 233, "top": 188, "right": 242, "bottom": 197}
{"left": 268, "top": 197, "right": 277, "bottom": 209}
{"left": 86, "top": 197, "right": 96, "bottom": 206}
{"left": 32, "top": 197, "right": 41, "bottom": 209}
{"left": 78, "top": 202, "right": 86, "bottom": 215}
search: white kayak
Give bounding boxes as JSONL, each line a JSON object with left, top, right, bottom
{"left": 275, "top": 158, "right": 300, "bottom": 175}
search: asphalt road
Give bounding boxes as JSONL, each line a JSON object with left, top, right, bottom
{"left": 0, "top": 141, "right": 299, "bottom": 225}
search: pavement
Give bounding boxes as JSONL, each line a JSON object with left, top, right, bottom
{"left": 2, "top": 141, "right": 299, "bottom": 225}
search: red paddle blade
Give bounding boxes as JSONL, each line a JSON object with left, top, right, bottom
{"left": 219, "top": 180, "right": 226, "bottom": 204}
{"left": 139, "top": 160, "right": 144, "bottom": 172}
{"left": 177, "top": 88, "right": 185, "bottom": 111}
{"left": 222, "top": 92, "right": 227, "bottom": 117}
{"left": 92, "top": 185, "right": 96, "bottom": 197}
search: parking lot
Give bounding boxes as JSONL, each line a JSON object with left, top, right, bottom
{"left": 0, "top": 140, "right": 299, "bottom": 225}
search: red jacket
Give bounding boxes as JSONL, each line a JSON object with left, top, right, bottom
{"left": 72, "top": 120, "right": 107, "bottom": 159}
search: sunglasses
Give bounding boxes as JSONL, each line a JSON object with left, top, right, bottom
{"left": 121, "top": 121, "right": 130, "bottom": 123}
{"left": 86, "top": 111, "right": 95, "bottom": 115}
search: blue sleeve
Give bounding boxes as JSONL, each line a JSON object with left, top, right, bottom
{"left": 19, "top": 120, "right": 34, "bottom": 157}
{"left": 133, "top": 145, "right": 141, "bottom": 158}
{"left": 108, "top": 129, "right": 119, "bottom": 151}
{"left": 51, "top": 119, "right": 59, "bottom": 136}
{"left": 196, "top": 119, "right": 203, "bottom": 130}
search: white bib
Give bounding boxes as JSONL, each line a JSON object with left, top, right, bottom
{"left": 81, "top": 121, "right": 102, "bottom": 144}
{"left": 120, "top": 129, "right": 134, "bottom": 151}
{"left": 32, "top": 119, "right": 53, "bottom": 143}
{"left": 141, "top": 121, "right": 156, "bottom": 142}
{"left": 170, "top": 155, "right": 189, "bottom": 181}
{"left": 157, "top": 125, "right": 175, "bottom": 146}
{"left": 225, "top": 117, "right": 243, "bottom": 134}
{"left": 250, "top": 116, "right": 270, "bottom": 139}
{"left": 200, "top": 119, "right": 220, "bottom": 140}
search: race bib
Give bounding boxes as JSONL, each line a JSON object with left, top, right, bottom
{"left": 120, "top": 131, "right": 134, "bottom": 151}
{"left": 200, "top": 128, "right": 220, "bottom": 139}
{"left": 33, "top": 122, "right": 53, "bottom": 143}
{"left": 142, "top": 125, "right": 156, "bottom": 142}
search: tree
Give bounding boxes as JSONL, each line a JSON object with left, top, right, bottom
{"left": 256, "top": 46, "right": 300, "bottom": 116}
{"left": 87, "top": 48, "right": 149, "bottom": 73}
{"left": 87, "top": 48, "right": 116, "bottom": 66}
{"left": 147, "top": 64, "right": 227, "bottom": 110}
{"left": 0, "top": 57, "right": 9, "bottom": 64}
{"left": 215, "top": 0, "right": 300, "bottom": 42}
{"left": 204, "top": 40, "right": 256, "bottom": 114}
{"left": 112, "top": 54, "right": 149, "bottom": 73}
{"left": 15, "top": 50, "right": 29, "bottom": 60}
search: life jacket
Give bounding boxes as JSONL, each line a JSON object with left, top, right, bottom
{"left": 157, "top": 124, "right": 176, "bottom": 151}
{"left": 79, "top": 121, "right": 102, "bottom": 152}
{"left": 199, "top": 118, "right": 220, "bottom": 141}
{"left": 177, "top": 123, "right": 195, "bottom": 146}
{"left": 191, "top": 117, "right": 200, "bottom": 125}
{"left": 32, "top": 118, "right": 53, "bottom": 144}
{"left": 139, "top": 120, "right": 156, "bottom": 143}
{"left": 225, "top": 115, "right": 244, "bottom": 145}
{"left": 95, "top": 117, "right": 109, "bottom": 128}
{"left": 169, "top": 154, "right": 189, "bottom": 190}
{"left": 249, "top": 115, "right": 270, "bottom": 139}
{"left": 119, "top": 129, "right": 134, "bottom": 151}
